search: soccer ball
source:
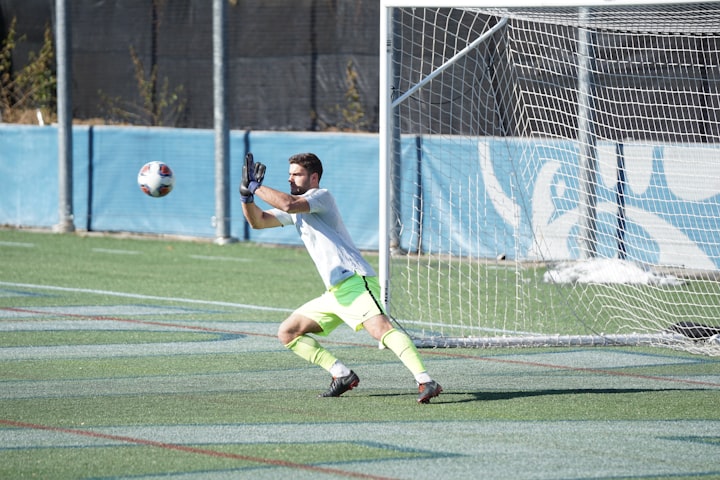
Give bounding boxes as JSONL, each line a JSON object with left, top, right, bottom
{"left": 137, "top": 161, "right": 175, "bottom": 198}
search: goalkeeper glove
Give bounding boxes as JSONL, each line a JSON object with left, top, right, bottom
{"left": 239, "top": 153, "right": 266, "bottom": 203}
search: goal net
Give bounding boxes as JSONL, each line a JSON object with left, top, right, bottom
{"left": 379, "top": 1, "right": 720, "bottom": 355}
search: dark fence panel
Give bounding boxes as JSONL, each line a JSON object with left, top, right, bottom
{"left": 0, "top": 0, "right": 380, "bottom": 131}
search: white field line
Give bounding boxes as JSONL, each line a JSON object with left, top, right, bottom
{"left": 91, "top": 248, "right": 141, "bottom": 255}
{"left": 188, "top": 255, "right": 252, "bottom": 262}
{"left": 0, "top": 281, "right": 292, "bottom": 313}
{"left": 0, "top": 241, "right": 35, "bottom": 248}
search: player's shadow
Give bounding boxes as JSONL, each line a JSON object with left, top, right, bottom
{"left": 368, "top": 387, "right": 701, "bottom": 403}
{"left": 441, "top": 387, "right": 703, "bottom": 404}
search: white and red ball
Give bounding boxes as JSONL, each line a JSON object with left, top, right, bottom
{"left": 137, "top": 161, "right": 175, "bottom": 198}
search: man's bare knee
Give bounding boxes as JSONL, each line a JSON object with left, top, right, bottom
{"left": 278, "top": 314, "right": 322, "bottom": 345}
{"left": 363, "top": 314, "right": 394, "bottom": 341}
{"left": 277, "top": 317, "right": 298, "bottom": 345}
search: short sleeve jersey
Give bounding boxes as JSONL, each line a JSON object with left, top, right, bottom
{"left": 269, "top": 188, "right": 376, "bottom": 289}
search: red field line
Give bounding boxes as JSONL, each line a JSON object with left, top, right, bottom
{"left": 0, "top": 306, "right": 276, "bottom": 338}
{"left": 4, "top": 306, "right": 719, "bottom": 390}
{"left": 0, "top": 418, "right": 399, "bottom": 480}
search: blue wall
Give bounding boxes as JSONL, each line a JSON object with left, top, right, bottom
{"left": 0, "top": 125, "right": 379, "bottom": 249}
{"left": 2, "top": 124, "right": 719, "bottom": 270}
{"left": 0, "top": 125, "right": 90, "bottom": 229}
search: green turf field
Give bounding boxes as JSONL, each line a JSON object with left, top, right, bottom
{"left": 1, "top": 229, "right": 719, "bottom": 479}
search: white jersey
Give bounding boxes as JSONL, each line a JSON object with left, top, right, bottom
{"left": 269, "top": 188, "right": 376, "bottom": 289}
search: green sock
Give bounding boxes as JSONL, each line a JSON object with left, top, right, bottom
{"left": 285, "top": 335, "right": 338, "bottom": 373}
{"left": 380, "top": 328, "right": 427, "bottom": 377}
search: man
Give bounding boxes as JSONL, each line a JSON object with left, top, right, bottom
{"left": 240, "top": 152, "right": 442, "bottom": 403}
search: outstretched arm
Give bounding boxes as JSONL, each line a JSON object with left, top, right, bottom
{"left": 239, "top": 152, "right": 308, "bottom": 228}
{"left": 239, "top": 153, "right": 282, "bottom": 229}
{"left": 254, "top": 185, "right": 310, "bottom": 214}
{"left": 241, "top": 201, "right": 283, "bottom": 229}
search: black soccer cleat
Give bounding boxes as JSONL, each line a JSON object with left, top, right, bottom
{"left": 319, "top": 371, "right": 360, "bottom": 397}
{"left": 417, "top": 380, "right": 443, "bottom": 404}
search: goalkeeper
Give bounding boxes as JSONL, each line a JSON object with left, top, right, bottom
{"left": 239, "top": 152, "right": 442, "bottom": 403}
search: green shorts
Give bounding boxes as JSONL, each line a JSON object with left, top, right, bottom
{"left": 294, "top": 274, "right": 386, "bottom": 335}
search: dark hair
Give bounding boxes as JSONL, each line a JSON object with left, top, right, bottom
{"left": 289, "top": 153, "right": 323, "bottom": 182}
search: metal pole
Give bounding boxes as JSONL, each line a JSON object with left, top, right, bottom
{"left": 213, "top": 0, "right": 233, "bottom": 244}
{"left": 577, "top": 7, "right": 597, "bottom": 258}
{"left": 413, "top": 135, "right": 423, "bottom": 254}
{"left": 379, "top": 5, "right": 392, "bottom": 309}
{"left": 389, "top": 8, "right": 403, "bottom": 255}
{"left": 615, "top": 142, "right": 627, "bottom": 260}
{"left": 55, "top": 0, "right": 74, "bottom": 233}
{"left": 391, "top": 17, "right": 507, "bottom": 108}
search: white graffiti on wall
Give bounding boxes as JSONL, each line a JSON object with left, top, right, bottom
{"left": 480, "top": 141, "right": 720, "bottom": 270}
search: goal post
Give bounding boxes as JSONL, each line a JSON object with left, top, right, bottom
{"left": 379, "top": 1, "right": 720, "bottom": 355}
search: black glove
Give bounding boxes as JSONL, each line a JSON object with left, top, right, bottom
{"left": 240, "top": 153, "right": 266, "bottom": 203}
{"left": 254, "top": 161, "right": 266, "bottom": 186}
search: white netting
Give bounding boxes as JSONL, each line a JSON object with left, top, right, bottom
{"left": 382, "top": 3, "right": 720, "bottom": 355}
